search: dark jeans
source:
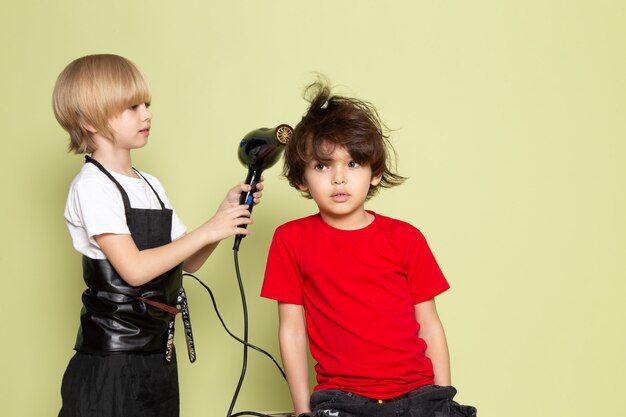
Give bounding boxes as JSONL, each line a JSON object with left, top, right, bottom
{"left": 304, "top": 385, "right": 476, "bottom": 417}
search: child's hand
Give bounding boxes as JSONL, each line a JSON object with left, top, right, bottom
{"left": 201, "top": 203, "right": 253, "bottom": 244}
{"left": 219, "top": 177, "right": 265, "bottom": 211}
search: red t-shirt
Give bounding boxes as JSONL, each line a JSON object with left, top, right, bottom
{"left": 261, "top": 212, "right": 450, "bottom": 399}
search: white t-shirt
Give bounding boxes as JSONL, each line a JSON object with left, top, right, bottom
{"left": 64, "top": 162, "right": 187, "bottom": 259}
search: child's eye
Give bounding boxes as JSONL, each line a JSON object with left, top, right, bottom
{"left": 348, "top": 161, "right": 360, "bottom": 168}
{"left": 129, "top": 102, "right": 150, "bottom": 111}
{"left": 145, "top": 102, "right": 151, "bottom": 108}
{"left": 314, "top": 163, "right": 327, "bottom": 171}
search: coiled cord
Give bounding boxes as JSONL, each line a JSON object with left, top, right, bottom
{"left": 182, "top": 248, "right": 287, "bottom": 417}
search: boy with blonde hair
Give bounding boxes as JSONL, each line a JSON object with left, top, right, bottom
{"left": 54, "top": 54, "right": 262, "bottom": 417}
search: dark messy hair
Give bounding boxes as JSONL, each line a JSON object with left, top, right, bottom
{"left": 283, "top": 79, "right": 406, "bottom": 199}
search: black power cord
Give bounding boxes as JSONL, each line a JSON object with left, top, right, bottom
{"left": 182, "top": 248, "right": 287, "bottom": 417}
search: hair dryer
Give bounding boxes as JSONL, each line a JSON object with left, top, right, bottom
{"left": 233, "top": 124, "right": 292, "bottom": 250}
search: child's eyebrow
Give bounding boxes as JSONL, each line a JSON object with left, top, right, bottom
{"left": 312, "top": 157, "right": 333, "bottom": 164}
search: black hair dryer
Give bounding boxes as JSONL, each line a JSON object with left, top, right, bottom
{"left": 233, "top": 124, "right": 293, "bottom": 250}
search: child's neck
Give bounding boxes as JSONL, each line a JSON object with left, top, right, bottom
{"left": 320, "top": 209, "right": 375, "bottom": 230}
{"left": 91, "top": 148, "right": 137, "bottom": 178}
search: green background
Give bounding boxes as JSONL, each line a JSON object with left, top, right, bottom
{"left": 1, "top": 1, "right": 624, "bottom": 416}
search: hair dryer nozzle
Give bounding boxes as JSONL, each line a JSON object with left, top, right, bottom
{"left": 237, "top": 124, "right": 292, "bottom": 170}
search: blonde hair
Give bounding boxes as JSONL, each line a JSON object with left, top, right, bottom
{"left": 52, "top": 54, "right": 152, "bottom": 154}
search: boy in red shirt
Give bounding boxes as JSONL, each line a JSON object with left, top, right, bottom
{"left": 261, "top": 80, "right": 476, "bottom": 417}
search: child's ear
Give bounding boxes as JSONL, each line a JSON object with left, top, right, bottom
{"left": 297, "top": 182, "right": 309, "bottom": 192}
{"left": 370, "top": 174, "right": 382, "bottom": 187}
{"left": 81, "top": 121, "right": 97, "bottom": 134}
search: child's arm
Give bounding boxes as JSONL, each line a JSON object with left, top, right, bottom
{"left": 415, "top": 298, "right": 451, "bottom": 386}
{"left": 95, "top": 183, "right": 260, "bottom": 286}
{"left": 278, "top": 302, "right": 311, "bottom": 415}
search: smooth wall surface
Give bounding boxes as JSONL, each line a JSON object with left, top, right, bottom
{"left": 1, "top": 1, "right": 624, "bottom": 416}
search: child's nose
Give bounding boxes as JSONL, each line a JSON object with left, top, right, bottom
{"left": 332, "top": 169, "right": 346, "bottom": 184}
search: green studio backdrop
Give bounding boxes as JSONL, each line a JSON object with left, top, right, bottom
{"left": 1, "top": 1, "right": 624, "bottom": 416}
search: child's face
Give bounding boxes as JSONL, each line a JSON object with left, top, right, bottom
{"left": 300, "top": 144, "right": 381, "bottom": 228}
{"left": 107, "top": 103, "right": 152, "bottom": 150}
